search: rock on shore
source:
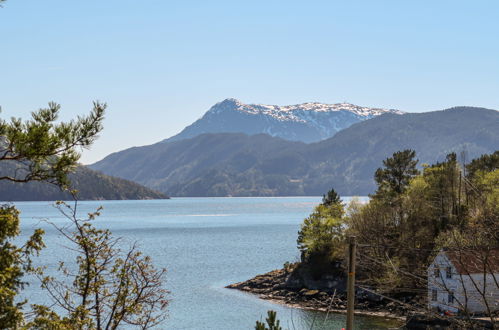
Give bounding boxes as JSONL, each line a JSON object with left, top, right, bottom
{"left": 227, "top": 267, "right": 499, "bottom": 329}
{"left": 226, "top": 268, "right": 406, "bottom": 319}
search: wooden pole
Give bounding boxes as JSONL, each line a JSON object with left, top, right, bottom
{"left": 346, "top": 236, "right": 356, "bottom": 330}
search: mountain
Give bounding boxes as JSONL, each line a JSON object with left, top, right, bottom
{"left": 0, "top": 165, "right": 168, "bottom": 201}
{"left": 301, "top": 106, "right": 499, "bottom": 194}
{"left": 165, "top": 98, "right": 402, "bottom": 143}
{"left": 90, "top": 106, "right": 499, "bottom": 196}
{"left": 91, "top": 133, "right": 307, "bottom": 196}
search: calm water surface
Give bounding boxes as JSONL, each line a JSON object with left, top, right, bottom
{"left": 14, "top": 197, "right": 399, "bottom": 329}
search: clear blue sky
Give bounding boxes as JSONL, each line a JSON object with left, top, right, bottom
{"left": 1, "top": 0, "right": 498, "bottom": 164}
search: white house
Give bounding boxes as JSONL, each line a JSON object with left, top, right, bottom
{"left": 428, "top": 249, "right": 499, "bottom": 314}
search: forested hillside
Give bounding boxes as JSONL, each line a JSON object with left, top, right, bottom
{"left": 90, "top": 107, "right": 499, "bottom": 196}
{"left": 301, "top": 106, "right": 499, "bottom": 194}
{"left": 0, "top": 165, "right": 168, "bottom": 201}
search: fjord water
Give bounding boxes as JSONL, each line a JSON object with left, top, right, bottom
{"left": 15, "top": 197, "right": 397, "bottom": 329}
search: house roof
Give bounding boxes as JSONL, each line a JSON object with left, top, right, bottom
{"left": 443, "top": 248, "right": 499, "bottom": 274}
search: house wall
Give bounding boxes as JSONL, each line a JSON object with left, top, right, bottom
{"left": 460, "top": 273, "right": 499, "bottom": 313}
{"left": 427, "top": 252, "right": 499, "bottom": 314}
{"left": 428, "top": 253, "right": 460, "bottom": 313}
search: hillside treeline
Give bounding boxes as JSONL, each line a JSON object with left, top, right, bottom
{"left": 296, "top": 150, "right": 498, "bottom": 297}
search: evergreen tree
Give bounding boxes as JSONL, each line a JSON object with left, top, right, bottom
{"left": 466, "top": 150, "right": 499, "bottom": 178}
{"left": 0, "top": 206, "right": 44, "bottom": 328}
{"left": 0, "top": 102, "right": 105, "bottom": 187}
{"left": 373, "top": 149, "right": 419, "bottom": 202}
{"left": 0, "top": 103, "right": 105, "bottom": 328}
{"left": 322, "top": 187, "right": 341, "bottom": 206}
{"left": 255, "top": 310, "right": 282, "bottom": 330}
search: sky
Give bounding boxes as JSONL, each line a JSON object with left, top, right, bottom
{"left": 1, "top": 0, "right": 498, "bottom": 164}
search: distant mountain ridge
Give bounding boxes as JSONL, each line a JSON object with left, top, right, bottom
{"left": 90, "top": 106, "right": 499, "bottom": 196}
{"left": 0, "top": 165, "right": 168, "bottom": 201}
{"left": 165, "top": 98, "right": 402, "bottom": 143}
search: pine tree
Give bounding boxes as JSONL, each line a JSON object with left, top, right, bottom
{"left": 322, "top": 187, "right": 341, "bottom": 206}
{"left": 255, "top": 310, "right": 282, "bottom": 330}
{"left": 0, "top": 102, "right": 105, "bottom": 327}
{"left": 373, "top": 149, "right": 419, "bottom": 202}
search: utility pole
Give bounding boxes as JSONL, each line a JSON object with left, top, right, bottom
{"left": 346, "top": 236, "right": 356, "bottom": 330}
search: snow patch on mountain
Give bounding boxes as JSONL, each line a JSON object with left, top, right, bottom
{"left": 165, "top": 98, "right": 403, "bottom": 143}
{"left": 208, "top": 98, "right": 402, "bottom": 122}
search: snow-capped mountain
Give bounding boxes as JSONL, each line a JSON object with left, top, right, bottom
{"left": 164, "top": 98, "right": 403, "bottom": 143}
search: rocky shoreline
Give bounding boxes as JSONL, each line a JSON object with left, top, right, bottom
{"left": 226, "top": 268, "right": 407, "bottom": 322}
{"left": 227, "top": 268, "right": 499, "bottom": 329}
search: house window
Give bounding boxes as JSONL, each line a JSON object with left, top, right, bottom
{"left": 448, "top": 291, "right": 454, "bottom": 304}
{"left": 434, "top": 266, "right": 439, "bottom": 277}
{"left": 431, "top": 289, "right": 437, "bottom": 301}
{"left": 446, "top": 267, "right": 452, "bottom": 279}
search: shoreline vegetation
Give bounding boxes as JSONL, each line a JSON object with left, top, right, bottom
{"left": 231, "top": 150, "right": 499, "bottom": 329}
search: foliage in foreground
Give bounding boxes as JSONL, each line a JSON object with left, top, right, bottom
{"left": 0, "top": 206, "right": 44, "bottom": 328}
{"left": 27, "top": 201, "right": 169, "bottom": 329}
{"left": 0, "top": 102, "right": 105, "bottom": 327}
{"left": 0, "top": 100, "right": 169, "bottom": 329}
{"left": 0, "top": 102, "right": 105, "bottom": 187}
{"left": 255, "top": 310, "right": 282, "bottom": 330}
